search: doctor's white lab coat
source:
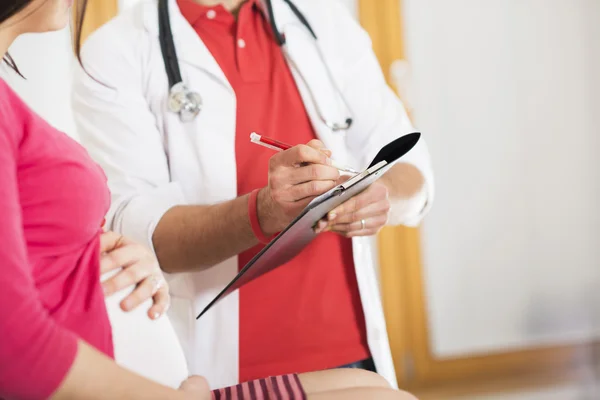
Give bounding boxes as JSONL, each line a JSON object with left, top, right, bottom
{"left": 72, "top": 0, "right": 434, "bottom": 390}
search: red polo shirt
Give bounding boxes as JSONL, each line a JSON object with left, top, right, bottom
{"left": 177, "top": 0, "right": 369, "bottom": 382}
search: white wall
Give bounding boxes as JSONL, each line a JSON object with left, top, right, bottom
{"left": 403, "top": 0, "right": 600, "bottom": 357}
{"left": 0, "top": 28, "right": 77, "bottom": 138}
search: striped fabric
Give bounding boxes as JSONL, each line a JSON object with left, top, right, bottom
{"left": 211, "top": 374, "right": 307, "bottom": 400}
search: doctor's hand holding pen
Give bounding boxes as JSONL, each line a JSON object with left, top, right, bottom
{"left": 252, "top": 135, "right": 391, "bottom": 239}
{"left": 255, "top": 139, "right": 341, "bottom": 236}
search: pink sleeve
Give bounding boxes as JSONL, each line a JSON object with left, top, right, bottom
{"left": 0, "top": 127, "right": 79, "bottom": 399}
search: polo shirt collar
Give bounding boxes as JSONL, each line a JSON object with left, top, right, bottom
{"left": 144, "top": 0, "right": 298, "bottom": 38}
{"left": 177, "top": 0, "right": 264, "bottom": 28}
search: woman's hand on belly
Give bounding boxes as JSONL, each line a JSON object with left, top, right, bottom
{"left": 99, "top": 231, "right": 170, "bottom": 320}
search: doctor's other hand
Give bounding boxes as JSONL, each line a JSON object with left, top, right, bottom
{"left": 258, "top": 139, "right": 340, "bottom": 235}
{"left": 317, "top": 181, "right": 391, "bottom": 237}
{"left": 100, "top": 231, "right": 170, "bottom": 320}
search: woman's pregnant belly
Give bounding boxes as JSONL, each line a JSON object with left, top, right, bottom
{"left": 103, "top": 270, "right": 189, "bottom": 388}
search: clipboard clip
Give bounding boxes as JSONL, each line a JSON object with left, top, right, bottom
{"left": 340, "top": 160, "right": 388, "bottom": 190}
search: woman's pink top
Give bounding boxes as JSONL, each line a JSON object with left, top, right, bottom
{"left": 0, "top": 79, "right": 113, "bottom": 399}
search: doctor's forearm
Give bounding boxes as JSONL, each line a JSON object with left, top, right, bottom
{"left": 151, "top": 143, "right": 339, "bottom": 272}
{"left": 380, "top": 163, "right": 425, "bottom": 200}
{"left": 152, "top": 194, "right": 259, "bottom": 273}
{"left": 380, "top": 163, "right": 428, "bottom": 224}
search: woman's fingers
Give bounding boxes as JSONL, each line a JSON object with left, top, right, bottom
{"left": 100, "top": 243, "right": 144, "bottom": 275}
{"left": 100, "top": 231, "right": 170, "bottom": 319}
{"left": 179, "top": 376, "right": 211, "bottom": 399}
{"left": 99, "top": 231, "right": 126, "bottom": 254}
{"left": 102, "top": 250, "right": 158, "bottom": 296}
{"left": 148, "top": 283, "right": 170, "bottom": 320}
{"left": 119, "top": 273, "right": 165, "bottom": 312}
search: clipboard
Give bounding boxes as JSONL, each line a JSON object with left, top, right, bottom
{"left": 197, "top": 132, "right": 421, "bottom": 319}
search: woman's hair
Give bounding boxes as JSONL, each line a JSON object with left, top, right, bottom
{"left": 1, "top": 0, "right": 89, "bottom": 74}
{"left": 72, "top": 0, "right": 89, "bottom": 65}
{"left": 1, "top": 1, "right": 34, "bottom": 74}
{"left": 0, "top": 1, "right": 33, "bottom": 24}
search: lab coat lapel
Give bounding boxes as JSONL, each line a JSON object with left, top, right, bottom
{"left": 144, "top": 0, "right": 231, "bottom": 90}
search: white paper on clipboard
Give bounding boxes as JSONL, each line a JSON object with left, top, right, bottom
{"left": 197, "top": 132, "right": 421, "bottom": 319}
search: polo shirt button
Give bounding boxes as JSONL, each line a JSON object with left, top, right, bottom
{"left": 206, "top": 9, "right": 216, "bottom": 19}
{"left": 237, "top": 38, "right": 246, "bottom": 48}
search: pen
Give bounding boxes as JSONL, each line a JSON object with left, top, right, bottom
{"left": 250, "top": 132, "right": 359, "bottom": 174}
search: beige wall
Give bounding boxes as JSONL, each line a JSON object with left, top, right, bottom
{"left": 403, "top": 0, "right": 600, "bottom": 358}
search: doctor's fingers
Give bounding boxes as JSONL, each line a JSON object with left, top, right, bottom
{"left": 285, "top": 163, "right": 340, "bottom": 185}
{"left": 284, "top": 179, "right": 338, "bottom": 202}
{"left": 329, "top": 214, "right": 388, "bottom": 236}
{"left": 100, "top": 241, "right": 148, "bottom": 275}
{"left": 327, "top": 198, "right": 391, "bottom": 225}
{"left": 273, "top": 144, "right": 332, "bottom": 168}
{"left": 327, "top": 182, "right": 389, "bottom": 221}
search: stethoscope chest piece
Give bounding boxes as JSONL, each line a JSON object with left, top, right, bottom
{"left": 168, "top": 82, "right": 202, "bottom": 123}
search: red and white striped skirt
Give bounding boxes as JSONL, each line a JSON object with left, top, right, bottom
{"left": 211, "top": 374, "right": 306, "bottom": 400}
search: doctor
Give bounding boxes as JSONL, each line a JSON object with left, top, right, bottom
{"left": 73, "top": 0, "right": 434, "bottom": 390}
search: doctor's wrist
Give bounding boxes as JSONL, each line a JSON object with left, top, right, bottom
{"left": 256, "top": 187, "right": 280, "bottom": 237}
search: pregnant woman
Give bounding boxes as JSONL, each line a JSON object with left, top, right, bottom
{"left": 0, "top": 0, "right": 416, "bottom": 399}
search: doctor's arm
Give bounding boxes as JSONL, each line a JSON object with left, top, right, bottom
{"left": 153, "top": 142, "right": 338, "bottom": 272}
{"left": 341, "top": 80, "right": 432, "bottom": 230}
{"left": 72, "top": 30, "right": 339, "bottom": 272}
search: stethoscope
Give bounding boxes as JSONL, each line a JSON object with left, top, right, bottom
{"left": 158, "top": 0, "right": 353, "bottom": 131}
